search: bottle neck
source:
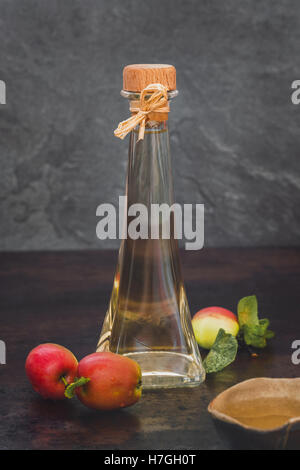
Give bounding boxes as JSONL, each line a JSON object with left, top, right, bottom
{"left": 126, "top": 119, "right": 173, "bottom": 208}
{"left": 120, "top": 89, "right": 178, "bottom": 208}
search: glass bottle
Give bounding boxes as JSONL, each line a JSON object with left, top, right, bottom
{"left": 97, "top": 64, "right": 205, "bottom": 389}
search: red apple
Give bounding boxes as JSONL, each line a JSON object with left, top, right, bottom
{"left": 25, "top": 343, "right": 78, "bottom": 400}
{"left": 192, "top": 306, "right": 239, "bottom": 349}
{"left": 67, "top": 352, "right": 142, "bottom": 411}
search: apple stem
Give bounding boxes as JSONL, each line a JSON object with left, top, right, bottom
{"left": 60, "top": 376, "right": 68, "bottom": 387}
{"left": 247, "top": 345, "right": 259, "bottom": 358}
{"left": 64, "top": 377, "right": 90, "bottom": 399}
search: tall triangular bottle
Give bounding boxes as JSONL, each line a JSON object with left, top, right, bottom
{"left": 97, "top": 64, "right": 205, "bottom": 389}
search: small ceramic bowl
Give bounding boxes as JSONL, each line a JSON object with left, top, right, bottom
{"left": 208, "top": 377, "right": 300, "bottom": 449}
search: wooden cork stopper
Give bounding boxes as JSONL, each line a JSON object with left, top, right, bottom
{"left": 123, "top": 64, "right": 176, "bottom": 92}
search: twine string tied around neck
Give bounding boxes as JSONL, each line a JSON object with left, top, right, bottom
{"left": 114, "top": 83, "right": 169, "bottom": 141}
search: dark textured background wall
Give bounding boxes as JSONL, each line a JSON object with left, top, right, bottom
{"left": 1, "top": 0, "right": 299, "bottom": 250}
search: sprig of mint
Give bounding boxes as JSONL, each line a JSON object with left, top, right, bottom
{"left": 237, "top": 295, "right": 274, "bottom": 348}
{"left": 202, "top": 295, "right": 275, "bottom": 374}
{"left": 203, "top": 329, "right": 238, "bottom": 374}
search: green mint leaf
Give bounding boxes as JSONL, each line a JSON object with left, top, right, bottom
{"left": 238, "top": 296, "right": 275, "bottom": 349}
{"left": 258, "top": 318, "right": 270, "bottom": 334}
{"left": 203, "top": 328, "right": 238, "bottom": 374}
{"left": 265, "top": 329, "right": 275, "bottom": 339}
{"left": 243, "top": 324, "right": 267, "bottom": 348}
{"left": 238, "top": 295, "right": 259, "bottom": 328}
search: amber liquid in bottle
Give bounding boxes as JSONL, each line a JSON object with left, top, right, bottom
{"left": 97, "top": 96, "right": 205, "bottom": 389}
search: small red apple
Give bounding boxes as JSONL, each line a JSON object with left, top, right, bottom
{"left": 192, "top": 306, "right": 239, "bottom": 349}
{"left": 66, "top": 352, "right": 142, "bottom": 411}
{"left": 25, "top": 343, "right": 78, "bottom": 400}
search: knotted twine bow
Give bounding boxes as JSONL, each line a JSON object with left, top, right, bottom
{"left": 114, "top": 83, "right": 169, "bottom": 141}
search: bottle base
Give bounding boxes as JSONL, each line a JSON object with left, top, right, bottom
{"left": 123, "top": 351, "right": 205, "bottom": 389}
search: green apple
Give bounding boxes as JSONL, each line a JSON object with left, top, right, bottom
{"left": 192, "top": 307, "right": 239, "bottom": 349}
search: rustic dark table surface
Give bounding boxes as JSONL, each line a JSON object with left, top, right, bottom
{"left": 0, "top": 248, "right": 299, "bottom": 450}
